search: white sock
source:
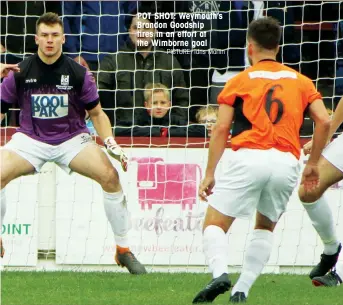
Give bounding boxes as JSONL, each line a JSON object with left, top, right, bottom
{"left": 115, "top": 235, "right": 130, "bottom": 249}
{"left": 302, "top": 195, "right": 340, "bottom": 255}
{"left": 1, "top": 188, "right": 6, "bottom": 228}
{"left": 232, "top": 229, "right": 273, "bottom": 297}
{"left": 103, "top": 190, "right": 130, "bottom": 248}
{"left": 203, "top": 225, "right": 229, "bottom": 278}
{"left": 335, "top": 262, "right": 343, "bottom": 282}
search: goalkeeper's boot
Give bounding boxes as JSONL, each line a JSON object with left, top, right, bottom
{"left": 115, "top": 246, "right": 147, "bottom": 275}
{"left": 312, "top": 269, "right": 342, "bottom": 287}
{"left": 309, "top": 243, "right": 342, "bottom": 279}
{"left": 229, "top": 292, "right": 247, "bottom": 303}
{"left": 192, "top": 273, "right": 231, "bottom": 303}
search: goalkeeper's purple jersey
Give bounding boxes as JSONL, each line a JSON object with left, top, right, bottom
{"left": 0, "top": 54, "right": 99, "bottom": 145}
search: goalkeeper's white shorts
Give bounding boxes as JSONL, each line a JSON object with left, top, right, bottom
{"left": 3, "top": 132, "right": 94, "bottom": 174}
{"left": 208, "top": 148, "right": 300, "bottom": 223}
{"left": 322, "top": 132, "right": 343, "bottom": 173}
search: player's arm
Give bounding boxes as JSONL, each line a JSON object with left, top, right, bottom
{"left": 327, "top": 96, "right": 343, "bottom": 140}
{"left": 205, "top": 104, "right": 234, "bottom": 176}
{"left": 0, "top": 70, "right": 18, "bottom": 123}
{"left": 307, "top": 99, "right": 331, "bottom": 165}
{"left": 88, "top": 103, "right": 128, "bottom": 172}
{"left": 81, "top": 69, "right": 127, "bottom": 171}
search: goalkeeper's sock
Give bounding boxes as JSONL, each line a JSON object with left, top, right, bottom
{"left": 203, "top": 225, "right": 229, "bottom": 278}
{"left": 232, "top": 229, "right": 273, "bottom": 297}
{"left": 302, "top": 195, "right": 340, "bottom": 255}
{"left": 1, "top": 188, "right": 6, "bottom": 227}
{"left": 103, "top": 190, "right": 130, "bottom": 248}
{"left": 115, "top": 237, "right": 130, "bottom": 249}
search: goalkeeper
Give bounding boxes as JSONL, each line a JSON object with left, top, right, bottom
{"left": 0, "top": 12, "right": 146, "bottom": 274}
{"left": 299, "top": 95, "right": 343, "bottom": 285}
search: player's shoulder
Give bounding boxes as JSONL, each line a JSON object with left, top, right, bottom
{"left": 220, "top": 69, "right": 255, "bottom": 96}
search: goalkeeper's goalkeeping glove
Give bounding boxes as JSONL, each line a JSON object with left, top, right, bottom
{"left": 104, "top": 137, "right": 128, "bottom": 172}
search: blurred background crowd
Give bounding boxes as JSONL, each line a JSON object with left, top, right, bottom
{"left": 1, "top": 1, "right": 342, "bottom": 137}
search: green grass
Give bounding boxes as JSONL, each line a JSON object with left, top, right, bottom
{"left": 1, "top": 272, "right": 342, "bottom": 305}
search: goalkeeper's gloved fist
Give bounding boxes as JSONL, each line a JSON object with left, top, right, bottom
{"left": 104, "top": 137, "right": 128, "bottom": 172}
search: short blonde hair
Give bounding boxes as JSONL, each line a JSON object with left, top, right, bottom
{"left": 144, "top": 83, "right": 170, "bottom": 101}
{"left": 195, "top": 105, "right": 218, "bottom": 122}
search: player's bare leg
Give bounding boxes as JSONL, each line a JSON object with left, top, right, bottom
{"left": 230, "top": 213, "right": 276, "bottom": 303}
{"left": 0, "top": 149, "right": 36, "bottom": 188}
{"left": 299, "top": 156, "right": 342, "bottom": 280}
{"left": 0, "top": 149, "right": 36, "bottom": 263}
{"left": 192, "top": 206, "right": 235, "bottom": 303}
{"left": 68, "top": 144, "right": 146, "bottom": 274}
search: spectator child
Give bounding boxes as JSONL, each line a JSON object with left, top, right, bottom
{"left": 195, "top": 106, "right": 218, "bottom": 137}
{"left": 114, "top": 83, "right": 204, "bottom": 137}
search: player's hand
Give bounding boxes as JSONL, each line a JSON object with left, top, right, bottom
{"left": 0, "top": 63, "right": 20, "bottom": 78}
{"left": 301, "top": 163, "right": 320, "bottom": 192}
{"left": 198, "top": 176, "right": 215, "bottom": 202}
{"left": 104, "top": 137, "right": 128, "bottom": 172}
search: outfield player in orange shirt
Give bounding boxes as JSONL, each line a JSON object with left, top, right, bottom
{"left": 193, "top": 17, "right": 331, "bottom": 304}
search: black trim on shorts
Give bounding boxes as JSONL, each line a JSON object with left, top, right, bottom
{"left": 85, "top": 99, "right": 100, "bottom": 110}
{"left": 1, "top": 100, "right": 11, "bottom": 113}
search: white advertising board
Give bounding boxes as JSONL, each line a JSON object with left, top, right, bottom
{"left": 2, "top": 174, "right": 38, "bottom": 266}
